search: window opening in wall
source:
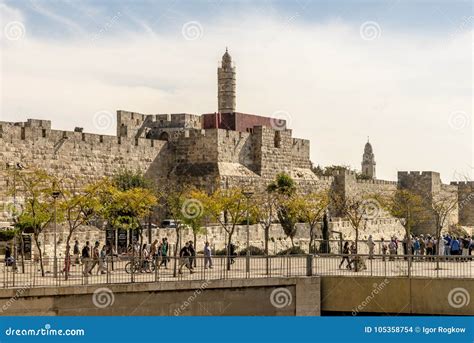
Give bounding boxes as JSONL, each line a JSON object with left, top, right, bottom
{"left": 274, "top": 131, "right": 281, "bottom": 148}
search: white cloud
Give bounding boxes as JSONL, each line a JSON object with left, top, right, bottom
{"left": 0, "top": 8, "right": 472, "bottom": 182}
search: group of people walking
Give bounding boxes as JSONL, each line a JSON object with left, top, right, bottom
{"left": 339, "top": 233, "right": 474, "bottom": 269}
{"left": 69, "top": 238, "right": 215, "bottom": 276}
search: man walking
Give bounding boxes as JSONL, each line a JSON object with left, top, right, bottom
{"left": 82, "top": 241, "right": 91, "bottom": 276}
{"left": 204, "top": 242, "right": 213, "bottom": 269}
{"left": 367, "top": 235, "right": 375, "bottom": 259}
{"left": 178, "top": 242, "right": 194, "bottom": 274}
{"left": 160, "top": 238, "right": 169, "bottom": 268}
{"left": 188, "top": 241, "right": 196, "bottom": 269}
{"left": 88, "top": 241, "right": 100, "bottom": 275}
{"left": 73, "top": 240, "right": 81, "bottom": 265}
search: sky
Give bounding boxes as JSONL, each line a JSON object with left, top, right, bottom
{"left": 0, "top": 0, "right": 472, "bottom": 182}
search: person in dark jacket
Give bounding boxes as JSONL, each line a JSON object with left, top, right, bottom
{"left": 178, "top": 242, "right": 194, "bottom": 274}
{"left": 73, "top": 240, "right": 81, "bottom": 265}
{"left": 188, "top": 241, "right": 196, "bottom": 269}
{"left": 339, "top": 241, "right": 351, "bottom": 269}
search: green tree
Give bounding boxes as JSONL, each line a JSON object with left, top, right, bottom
{"left": 57, "top": 178, "right": 104, "bottom": 280}
{"left": 181, "top": 188, "right": 207, "bottom": 266}
{"left": 14, "top": 169, "right": 57, "bottom": 276}
{"left": 294, "top": 191, "right": 330, "bottom": 252}
{"left": 99, "top": 178, "right": 157, "bottom": 257}
{"left": 385, "top": 189, "right": 427, "bottom": 272}
{"left": 156, "top": 183, "right": 190, "bottom": 276}
{"left": 199, "top": 187, "right": 247, "bottom": 270}
{"left": 268, "top": 173, "right": 299, "bottom": 248}
{"left": 332, "top": 192, "right": 382, "bottom": 270}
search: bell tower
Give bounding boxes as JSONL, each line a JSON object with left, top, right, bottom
{"left": 361, "top": 138, "right": 376, "bottom": 179}
{"left": 218, "top": 48, "right": 236, "bottom": 113}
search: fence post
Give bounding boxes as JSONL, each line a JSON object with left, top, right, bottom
{"left": 370, "top": 256, "right": 373, "bottom": 277}
{"left": 106, "top": 257, "right": 110, "bottom": 284}
{"left": 83, "top": 261, "right": 88, "bottom": 286}
{"left": 12, "top": 264, "right": 15, "bottom": 288}
{"left": 306, "top": 255, "right": 313, "bottom": 276}
{"left": 131, "top": 256, "right": 135, "bottom": 283}
{"left": 407, "top": 255, "right": 411, "bottom": 278}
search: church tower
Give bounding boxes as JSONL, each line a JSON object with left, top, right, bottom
{"left": 361, "top": 138, "right": 376, "bottom": 179}
{"left": 218, "top": 48, "right": 236, "bottom": 113}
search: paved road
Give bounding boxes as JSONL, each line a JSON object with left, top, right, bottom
{"left": 1, "top": 255, "right": 473, "bottom": 288}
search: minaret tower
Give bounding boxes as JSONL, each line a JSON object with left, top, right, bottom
{"left": 361, "top": 138, "right": 376, "bottom": 179}
{"left": 218, "top": 48, "right": 236, "bottom": 113}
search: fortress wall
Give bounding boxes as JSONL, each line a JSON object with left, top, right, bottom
{"left": 216, "top": 129, "right": 253, "bottom": 164}
{"left": 0, "top": 121, "right": 168, "bottom": 222}
{"left": 452, "top": 182, "right": 474, "bottom": 226}
{"left": 398, "top": 171, "right": 460, "bottom": 234}
{"left": 291, "top": 138, "right": 311, "bottom": 169}
{"left": 255, "top": 126, "right": 313, "bottom": 179}
{"left": 172, "top": 129, "right": 218, "bottom": 164}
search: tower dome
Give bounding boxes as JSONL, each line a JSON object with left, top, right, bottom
{"left": 222, "top": 47, "right": 232, "bottom": 64}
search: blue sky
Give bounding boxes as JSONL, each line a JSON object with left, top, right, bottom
{"left": 1, "top": 0, "right": 472, "bottom": 181}
{"left": 5, "top": 0, "right": 473, "bottom": 40}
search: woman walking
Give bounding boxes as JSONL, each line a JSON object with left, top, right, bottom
{"left": 339, "top": 241, "right": 351, "bottom": 269}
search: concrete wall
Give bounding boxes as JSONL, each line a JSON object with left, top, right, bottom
{"left": 0, "top": 277, "right": 320, "bottom": 316}
{"left": 321, "top": 276, "right": 474, "bottom": 315}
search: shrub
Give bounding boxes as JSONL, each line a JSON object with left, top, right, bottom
{"left": 238, "top": 246, "right": 265, "bottom": 256}
{"left": 276, "top": 246, "right": 306, "bottom": 255}
{"left": 0, "top": 229, "right": 17, "bottom": 242}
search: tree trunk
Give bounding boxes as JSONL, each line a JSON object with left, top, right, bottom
{"left": 64, "top": 231, "right": 73, "bottom": 280}
{"left": 264, "top": 225, "right": 269, "bottom": 256}
{"left": 264, "top": 225, "right": 270, "bottom": 275}
{"left": 193, "top": 231, "right": 197, "bottom": 268}
{"left": 354, "top": 228, "right": 359, "bottom": 272}
{"left": 34, "top": 234, "right": 45, "bottom": 277}
{"left": 322, "top": 213, "right": 330, "bottom": 253}
{"left": 226, "top": 233, "right": 233, "bottom": 271}
{"left": 19, "top": 233, "right": 25, "bottom": 273}
{"left": 308, "top": 223, "right": 314, "bottom": 254}
{"left": 173, "top": 228, "right": 180, "bottom": 277}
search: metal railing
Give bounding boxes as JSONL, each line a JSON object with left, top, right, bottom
{"left": 1, "top": 254, "right": 473, "bottom": 289}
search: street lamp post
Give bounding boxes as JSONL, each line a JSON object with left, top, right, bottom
{"left": 52, "top": 189, "right": 61, "bottom": 278}
{"left": 243, "top": 191, "right": 253, "bottom": 274}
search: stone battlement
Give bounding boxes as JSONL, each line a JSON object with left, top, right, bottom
{"left": 451, "top": 181, "right": 474, "bottom": 187}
